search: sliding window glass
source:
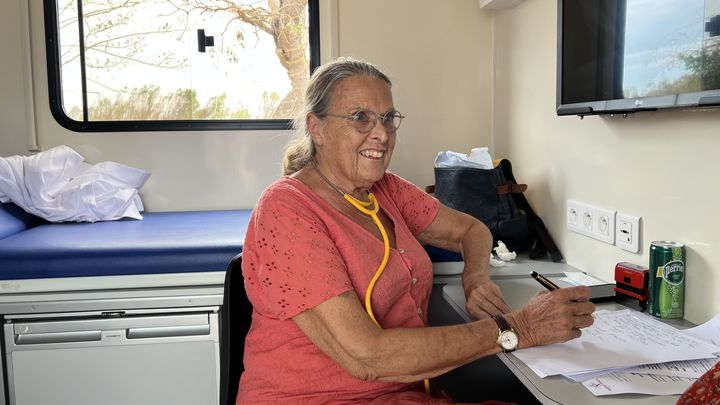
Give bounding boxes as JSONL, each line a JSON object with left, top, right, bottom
{"left": 44, "top": 0, "right": 320, "bottom": 132}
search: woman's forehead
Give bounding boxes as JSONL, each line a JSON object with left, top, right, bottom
{"left": 330, "top": 75, "right": 393, "bottom": 110}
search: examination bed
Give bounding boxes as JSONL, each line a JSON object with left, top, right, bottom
{"left": 0, "top": 202, "right": 251, "bottom": 280}
{"left": 0, "top": 202, "right": 252, "bottom": 405}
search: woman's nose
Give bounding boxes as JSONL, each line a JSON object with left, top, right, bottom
{"left": 368, "top": 119, "right": 391, "bottom": 141}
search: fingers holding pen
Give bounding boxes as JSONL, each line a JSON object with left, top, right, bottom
{"left": 509, "top": 286, "right": 596, "bottom": 348}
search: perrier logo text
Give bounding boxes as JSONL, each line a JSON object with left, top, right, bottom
{"left": 657, "top": 260, "right": 684, "bottom": 285}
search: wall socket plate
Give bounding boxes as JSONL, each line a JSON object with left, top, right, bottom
{"left": 567, "top": 200, "right": 616, "bottom": 244}
{"left": 616, "top": 213, "right": 641, "bottom": 253}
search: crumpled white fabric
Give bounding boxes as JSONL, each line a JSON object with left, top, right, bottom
{"left": 0, "top": 145, "right": 150, "bottom": 223}
{"left": 434, "top": 147, "right": 494, "bottom": 169}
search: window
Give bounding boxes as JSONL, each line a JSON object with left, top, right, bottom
{"left": 44, "top": 0, "right": 320, "bottom": 132}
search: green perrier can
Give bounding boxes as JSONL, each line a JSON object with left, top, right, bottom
{"left": 648, "top": 241, "right": 685, "bottom": 319}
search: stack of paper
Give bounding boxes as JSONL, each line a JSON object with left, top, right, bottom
{"left": 513, "top": 309, "right": 720, "bottom": 396}
{"left": 556, "top": 272, "right": 615, "bottom": 301}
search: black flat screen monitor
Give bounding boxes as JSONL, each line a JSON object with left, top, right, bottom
{"left": 557, "top": 0, "right": 720, "bottom": 116}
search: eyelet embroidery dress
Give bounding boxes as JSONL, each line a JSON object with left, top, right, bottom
{"left": 238, "top": 172, "right": 445, "bottom": 404}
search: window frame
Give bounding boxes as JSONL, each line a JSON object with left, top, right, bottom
{"left": 43, "top": 0, "right": 320, "bottom": 132}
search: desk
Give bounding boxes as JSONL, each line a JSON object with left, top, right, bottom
{"left": 432, "top": 255, "right": 577, "bottom": 279}
{"left": 438, "top": 262, "right": 694, "bottom": 404}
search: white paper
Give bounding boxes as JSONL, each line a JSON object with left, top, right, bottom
{"left": 567, "top": 357, "right": 719, "bottom": 382}
{"left": 565, "top": 313, "right": 720, "bottom": 397}
{"left": 513, "top": 309, "right": 720, "bottom": 378}
{"left": 628, "top": 358, "right": 719, "bottom": 378}
{"left": 561, "top": 272, "right": 611, "bottom": 286}
{"left": 682, "top": 312, "right": 720, "bottom": 348}
{"left": 582, "top": 372, "right": 697, "bottom": 396}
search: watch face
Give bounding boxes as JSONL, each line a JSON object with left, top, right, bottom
{"left": 499, "top": 330, "right": 518, "bottom": 350}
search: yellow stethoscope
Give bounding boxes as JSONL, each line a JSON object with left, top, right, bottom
{"left": 314, "top": 164, "right": 431, "bottom": 395}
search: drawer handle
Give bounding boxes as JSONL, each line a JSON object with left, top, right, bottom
{"left": 126, "top": 324, "right": 210, "bottom": 339}
{"left": 15, "top": 330, "right": 102, "bottom": 345}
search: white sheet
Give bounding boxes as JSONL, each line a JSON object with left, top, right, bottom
{"left": 0, "top": 145, "right": 150, "bottom": 222}
{"left": 512, "top": 309, "right": 720, "bottom": 378}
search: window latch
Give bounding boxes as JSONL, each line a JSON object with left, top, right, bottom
{"left": 197, "top": 29, "right": 215, "bottom": 52}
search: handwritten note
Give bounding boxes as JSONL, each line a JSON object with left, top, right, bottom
{"left": 568, "top": 357, "right": 719, "bottom": 382}
{"left": 582, "top": 372, "right": 697, "bottom": 396}
{"left": 513, "top": 309, "right": 720, "bottom": 378}
{"left": 629, "top": 358, "right": 719, "bottom": 378}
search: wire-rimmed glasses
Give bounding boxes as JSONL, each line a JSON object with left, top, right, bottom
{"left": 324, "top": 110, "right": 405, "bottom": 134}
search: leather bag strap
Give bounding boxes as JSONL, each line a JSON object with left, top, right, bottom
{"left": 496, "top": 183, "right": 528, "bottom": 195}
{"left": 498, "top": 159, "right": 563, "bottom": 262}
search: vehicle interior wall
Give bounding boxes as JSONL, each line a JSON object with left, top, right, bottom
{"left": 492, "top": 0, "right": 720, "bottom": 324}
{"left": 4, "top": 0, "right": 714, "bottom": 325}
{"left": 1, "top": 0, "right": 34, "bottom": 157}
{"left": 1, "top": 0, "right": 492, "bottom": 212}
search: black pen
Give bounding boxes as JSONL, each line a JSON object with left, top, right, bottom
{"left": 531, "top": 271, "right": 560, "bottom": 291}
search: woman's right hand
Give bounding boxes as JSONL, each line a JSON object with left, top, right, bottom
{"left": 506, "top": 286, "right": 595, "bottom": 349}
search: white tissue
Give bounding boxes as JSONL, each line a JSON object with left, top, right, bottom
{"left": 489, "top": 255, "right": 506, "bottom": 267}
{"left": 493, "top": 241, "right": 517, "bottom": 262}
{"left": 434, "top": 147, "right": 494, "bottom": 169}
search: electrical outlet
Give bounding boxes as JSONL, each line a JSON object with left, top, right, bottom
{"left": 566, "top": 200, "right": 616, "bottom": 244}
{"left": 567, "top": 206, "right": 578, "bottom": 226}
{"left": 582, "top": 210, "right": 593, "bottom": 231}
{"left": 616, "top": 213, "right": 641, "bottom": 253}
{"left": 567, "top": 200, "right": 581, "bottom": 231}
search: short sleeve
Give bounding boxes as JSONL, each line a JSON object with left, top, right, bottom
{"left": 377, "top": 172, "right": 439, "bottom": 236}
{"left": 243, "top": 183, "right": 353, "bottom": 320}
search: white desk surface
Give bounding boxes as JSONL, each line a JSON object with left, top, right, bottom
{"left": 432, "top": 256, "right": 580, "bottom": 278}
{"left": 441, "top": 277, "right": 690, "bottom": 405}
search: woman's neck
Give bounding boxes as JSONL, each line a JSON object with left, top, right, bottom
{"left": 312, "top": 162, "right": 371, "bottom": 202}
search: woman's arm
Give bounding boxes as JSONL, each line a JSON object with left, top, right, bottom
{"left": 416, "top": 204, "right": 511, "bottom": 318}
{"left": 292, "top": 286, "right": 595, "bottom": 383}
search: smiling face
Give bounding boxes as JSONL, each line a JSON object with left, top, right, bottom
{"left": 308, "top": 75, "right": 397, "bottom": 197}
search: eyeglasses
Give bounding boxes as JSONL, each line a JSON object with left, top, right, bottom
{"left": 324, "top": 110, "right": 405, "bottom": 134}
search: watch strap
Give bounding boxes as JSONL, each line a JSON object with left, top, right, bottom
{"left": 492, "top": 314, "right": 517, "bottom": 353}
{"left": 492, "top": 314, "right": 512, "bottom": 332}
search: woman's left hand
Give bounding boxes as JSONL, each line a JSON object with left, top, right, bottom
{"left": 464, "top": 279, "right": 512, "bottom": 319}
{"left": 417, "top": 204, "right": 508, "bottom": 318}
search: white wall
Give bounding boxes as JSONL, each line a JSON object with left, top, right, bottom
{"left": 337, "top": 0, "right": 494, "bottom": 188}
{"left": 491, "top": 0, "right": 720, "bottom": 324}
{"left": 0, "top": 0, "right": 35, "bottom": 157}
{"left": 1, "top": 0, "right": 492, "bottom": 212}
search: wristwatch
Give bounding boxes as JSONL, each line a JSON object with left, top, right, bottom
{"left": 492, "top": 314, "right": 519, "bottom": 353}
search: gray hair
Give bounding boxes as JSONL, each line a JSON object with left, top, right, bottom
{"left": 282, "top": 57, "right": 392, "bottom": 175}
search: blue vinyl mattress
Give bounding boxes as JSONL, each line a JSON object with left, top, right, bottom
{"left": 0, "top": 210, "right": 251, "bottom": 280}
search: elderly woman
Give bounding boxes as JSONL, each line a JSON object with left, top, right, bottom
{"left": 238, "top": 57, "right": 594, "bottom": 404}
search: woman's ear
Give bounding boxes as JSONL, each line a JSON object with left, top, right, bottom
{"left": 307, "top": 113, "right": 325, "bottom": 146}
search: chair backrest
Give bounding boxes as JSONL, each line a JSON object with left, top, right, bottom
{"left": 219, "top": 253, "right": 252, "bottom": 405}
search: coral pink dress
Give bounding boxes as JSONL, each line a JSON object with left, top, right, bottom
{"left": 238, "top": 172, "right": 447, "bottom": 404}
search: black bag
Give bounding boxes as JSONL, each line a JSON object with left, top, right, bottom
{"left": 432, "top": 159, "right": 563, "bottom": 262}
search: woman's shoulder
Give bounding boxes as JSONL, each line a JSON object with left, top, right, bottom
{"left": 374, "top": 171, "right": 423, "bottom": 196}
{"left": 256, "top": 176, "right": 313, "bottom": 209}
{"left": 256, "top": 176, "right": 331, "bottom": 216}
{"left": 375, "top": 171, "right": 406, "bottom": 189}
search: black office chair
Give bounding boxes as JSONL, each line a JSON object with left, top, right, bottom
{"left": 219, "top": 253, "right": 253, "bottom": 405}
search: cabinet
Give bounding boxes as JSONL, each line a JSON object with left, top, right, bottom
{"left": 0, "top": 280, "right": 224, "bottom": 405}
